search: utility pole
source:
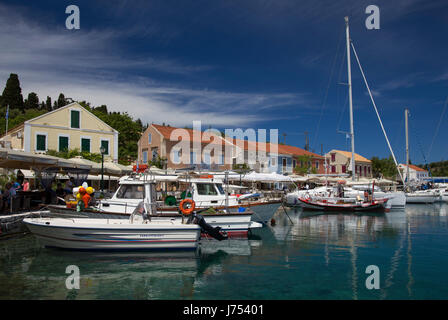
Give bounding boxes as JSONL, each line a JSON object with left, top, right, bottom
{"left": 345, "top": 16, "right": 356, "bottom": 181}
{"left": 282, "top": 133, "right": 287, "bottom": 145}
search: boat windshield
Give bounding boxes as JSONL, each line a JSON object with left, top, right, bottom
{"left": 116, "top": 184, "right": 145, "bottom": 199}
{"left": 216, "top": 183, "right": 225, "bottom": 195}
{"left": 197, "top": 183, "right": 219, "bottom": 196}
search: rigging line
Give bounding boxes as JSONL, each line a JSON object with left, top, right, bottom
{"left": 350, "top": 41, "right": 404, "bottom": 184}
{"left": 336, "top": 88, "right": 349, "bottom": 133}
{"left": 409, "top": 119, "right": 433, "bottom": 178}
{"left": 312, "top": 25, "right": 345, "bottom": 149}
{"left": 428, "top": 95, "right": 448, "bottom": 159}
{"left": 392, "top": 115, "right": 405, "bottom": 158}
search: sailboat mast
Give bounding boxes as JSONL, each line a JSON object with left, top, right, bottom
{"left": 345, "top": 16, "right": 356, "bottom": 181}
{"left": 405, "top": 108, "right": 410, "bottom": 189}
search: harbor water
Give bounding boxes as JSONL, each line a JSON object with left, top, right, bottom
{"left": 0, "top": 204, "right": 447, "bottom": 300}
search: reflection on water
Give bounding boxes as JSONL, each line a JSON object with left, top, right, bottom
{"left": 1, "top": 203, "right": 447, "bottom": 299}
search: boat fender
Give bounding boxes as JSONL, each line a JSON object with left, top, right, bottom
{"left": 179, "top": 199, "right": 195, "bottom": 215}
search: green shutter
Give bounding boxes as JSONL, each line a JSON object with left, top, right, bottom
{"left": 81, "top": 138, "right": 90, "bottom": 152}
{"left": 36, "top": 135, "right": 46, "bottom": 151}
{"left": 59, "top": 136, "right": 69, "bottom": 151}
{"left": 71, "top": 110, "right": 80, "bottom": 128}
{"left": 101, "top": 140, "right": 109, "bottom": 155}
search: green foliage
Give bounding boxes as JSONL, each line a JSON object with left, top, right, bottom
{"left": 24, "top": 92, "right": 39, "bottom": 109}
{"left": 0, "top": 107, "right": 46, "bottom": 135}
{"left": 370, "top": 156, "right": 398, "bottom": 179}
{"left": 420, "top": 161, "right": 448, "bottom": 177}
{"left": 45, "top": 96, "right": 52, "bottom": 111}
{"left": 46, "top": 149, "right": 103, "bottom": 163}
{"left": 294, "top": 155, "right": 313, "bottom": 175}
{"left": 0, "top": 173, "right": 17, "bottom": 189}
{"left": 56, "top": 93, "right": 67, "bottom": 109}
{"left": 1, "top": 73, "right": 24, "bottom": 110}
{"left": 233, "top": 163, "right": 250, "bottom": 171}
{"left": 149, "top": 156, "right": 168, "bottom": 169}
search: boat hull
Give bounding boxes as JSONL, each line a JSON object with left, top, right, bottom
{"left": 47, "top": 206, "right": 259, "bottom": 238}
{"left": 23, "top": 217, "right": 201, "bottom": 251}
{"left": 298, "top": 198, "right": 387, "bottom": 212}
{"left": 405, "top": 193, "right": 438, "bottom": 204}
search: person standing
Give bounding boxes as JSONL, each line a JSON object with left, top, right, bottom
{"left": 22, "top": 179, "right": 30, "bottom": 191}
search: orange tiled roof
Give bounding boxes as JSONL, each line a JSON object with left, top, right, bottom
{"left": 152, "top": 124, "right": 227, "bottom": 145}
{"left": 231, "top": 138, "right": 323, "bottom": 158}
{"left": 332, "top": 150, "right": 371, "bottom": 163}
{"left": 402, "top": 164, "right": 427, "bottom": 172}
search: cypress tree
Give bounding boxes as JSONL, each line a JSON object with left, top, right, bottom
{"left": 1, "top": 73, "right": 24, "bottom": 110}
{"left": 45, "top": 96, "right": 52, "bottom": 111}
{"left": 24, "top": 92, "right": 39, "bottom": 109}
{"left": 57, "top": 93, "right": 67, "bottom": 108}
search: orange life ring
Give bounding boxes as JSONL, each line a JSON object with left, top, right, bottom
{"left": 179, "top": 199, "right": 195, "bottom": 215}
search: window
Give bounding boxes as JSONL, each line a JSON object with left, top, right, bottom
{"left": 331, "top": 165, "right": 336, "bottom": 173}
{"left": 101, "top": 140, "right": 109, "bottom": 155}
{"left": 36, "top": 134, "right": 46, "bottom": 151}
{"left": 271, "top": 157, "right": 276, "bottom": 166}
{"left": 81, "top": 138, "right": 90, "bottom": 152}
{"left": 331, "top": 153, "right": 336, "bottom": 162}
{"left": 142, "top": 150, "right": 148, "bottom": 164}
{"left": 172, "top": 149, "right": 180, "bottom": 164}
{"left": 71, "top": 110, "right": 80, "bottom": 128}
{"left": 190, "top": 151, "right": 197, "bottom": 164}
{"left": 151, "top": 148, "right": 158, "bottom": 160}
{"left": 59, "top": 136, "right": 69, "bottom": 152}
{"left": 315, "top": 161, "right": 319, "bottom": 169}
{"left": 197, "top": 183, "right": 218, "bottom": 196}
{"left": 116, "top": 184, "right": 145, "bottom": 199}
{"left": 282, "top": 158, "right": 287, "bottom": 168}
{"left": 342, "top": 165, "right": 347, "bottom": 173}
{"left": 148, "top": 133, "right": 152, "bottom": 144}
{"left": 293, "top": 159, "right": 297, "bottom": 169}
{"left": 216, "top": 184, "right": 225, "bottom": 195}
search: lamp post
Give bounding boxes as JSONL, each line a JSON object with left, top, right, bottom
{"left": 100, "top": 146, "right": 106, "bottom": 193}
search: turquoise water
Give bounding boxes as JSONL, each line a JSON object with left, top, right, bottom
{"left": 0, "top": 204, "right": 447, "bottom": 300}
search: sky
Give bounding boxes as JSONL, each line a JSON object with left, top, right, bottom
{"left": 1, "top": 0, "right": 448, "bottom": 164}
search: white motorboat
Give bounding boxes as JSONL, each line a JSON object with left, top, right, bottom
{"left": 48, "top": 175, "right": 264, "bottom": 238}
{"left": 23, "top": 216, "right": 202, "bottom": 251}
{"left": 97, "top": 174, "right": 280, "bottom": 224}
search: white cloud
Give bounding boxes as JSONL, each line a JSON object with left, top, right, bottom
{"left": 0, "top": 3, "right": 310, "bottom": 128}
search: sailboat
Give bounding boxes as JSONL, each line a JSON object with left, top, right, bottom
{"left": 403, "top": 109, "right": 438, "bottom": 204}
{"left": 298, "top": 17, "right": 389, "bottom": 213}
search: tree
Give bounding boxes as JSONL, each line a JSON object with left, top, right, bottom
{"left": 24, "top": 92, "right": 39, "bottom": 109}
{"left": 1, "top": 73, "right": 24, "bottom": 110}
{"left": 45, "top": 96, "right": 52, "bottom": 111}
{"left": 371, "top": 156, "right": 398, "bottom": 179}
{"left": 294, "top": 155, "right": 316, "bottom": 175}
{"left": 56, "top": 93, "right": 67, "bottom": 108}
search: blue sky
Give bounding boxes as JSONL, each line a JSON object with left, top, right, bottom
{"left": 1, "top": 0, "right": 448, "bottom": 164}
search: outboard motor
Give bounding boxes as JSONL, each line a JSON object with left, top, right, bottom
{"left": 188, "top": 210, "right": 228, "bottom": 241}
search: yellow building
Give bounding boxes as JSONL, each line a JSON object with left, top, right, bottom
{"left": 0, "top": 102, "right": 119, "bottom": 161}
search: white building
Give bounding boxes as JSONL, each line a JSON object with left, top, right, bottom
{"left": 398, "top": 164, "right": 429, "bottom": 182}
